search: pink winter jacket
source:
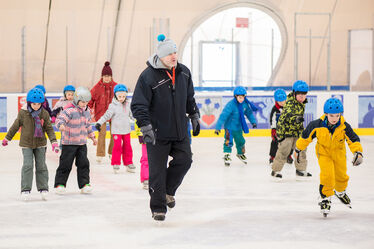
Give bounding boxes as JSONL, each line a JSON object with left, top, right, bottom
{"left": 56, "top": 103, "right": 95, "bottom": 145}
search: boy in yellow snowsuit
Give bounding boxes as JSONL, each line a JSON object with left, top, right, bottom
{"left": 294, "top": 98, "right": 363, "bottom": 217}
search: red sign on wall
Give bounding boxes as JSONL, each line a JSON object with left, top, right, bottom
{"left": 236, "top": 17, "right": 249, "bottom": 28}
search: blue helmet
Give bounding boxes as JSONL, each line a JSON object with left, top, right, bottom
{"left": 63, "top": 85, "right": 75, "bottom": 93}
{"left": 35, "top": 84, "right": 46, "bottom": 94}
{"left": 292, "top": 80, "right": 309, "bottom": 93}
{"left": 233, "top": 86, "right": 247, "bottom": 96}
{"left": 27, "top": 88, "right": 45, "bottom": 103}
{"left": 114, "top": 84, "right": 128, "bottom": 94}
{"left": 324, "top": 98, "right": 343, "bottom": 114}
{"left": 274, "top": 89, "right": 287, "bottom": 102}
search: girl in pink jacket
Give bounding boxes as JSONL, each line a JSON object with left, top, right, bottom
{"left": 54, "top": 87, "right": 97, "bottom": 194}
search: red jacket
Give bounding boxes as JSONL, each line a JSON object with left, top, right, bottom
{"left": 88, "top": 80, "right": 117, "bottom": 121}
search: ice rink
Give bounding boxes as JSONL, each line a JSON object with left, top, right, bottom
{"left": 0, "top": 136, "right": 373, "bottom": 249}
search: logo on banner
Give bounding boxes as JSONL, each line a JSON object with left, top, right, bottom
{"left": 196, "top": 97, "right": 221, "bottom": 128}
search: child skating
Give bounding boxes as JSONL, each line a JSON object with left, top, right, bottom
{"left": 215, "top": 86, "right": 257, "bottom": 166}
{"left": 271, "top": 80, "right": 311, "bottom": 179}
{"left": 51, "top": 85, "right": 75, "bottom": 122}
{"left": 2, "top": 88, "right": 59, "bottom": 201}
{"left": 269, "top": 89, "right": 293, "bottom": 165}
{"left": 35, "top": 84, "right": 53, "bottom": 117}
{"left": 95, "top": 84, "right": 135, "bottom": 174}
{"left": 295, "top": 98, "right": 363, "bottom": 217}
{"left": 54, "top": 87, "right": 97, "bottom": 194}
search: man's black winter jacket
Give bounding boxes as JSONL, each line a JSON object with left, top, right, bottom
{"left": 131, "top": 61, "right": 199, "bottom": 141}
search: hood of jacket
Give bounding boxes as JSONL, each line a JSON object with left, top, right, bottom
{"left": 147, "top": 53, "right": 168, "bottom": 69}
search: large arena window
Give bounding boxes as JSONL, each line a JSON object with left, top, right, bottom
{"left": 180, "top": 4, "right": 287, "bottom": 88}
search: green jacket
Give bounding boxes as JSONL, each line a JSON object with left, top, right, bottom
{"left": 276, "top": 93, "right": 307, "bottom": 139}
{"left": 6, "top": 107, "right": 57, "bottom": 148}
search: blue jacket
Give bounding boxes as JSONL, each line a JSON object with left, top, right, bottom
{"left": 215, "top": 98, "right": 257, "bottom": 131}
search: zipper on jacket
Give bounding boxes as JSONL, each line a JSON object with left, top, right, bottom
{"left": 171, "top": 85, "right": 181, "bottom": 139}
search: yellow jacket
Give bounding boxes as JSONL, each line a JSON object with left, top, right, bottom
{"left": 296, "top": 115, "right": 362, "bottom": 157}
{"left": 134, "top": 122, "right": 143, "bottom": 137}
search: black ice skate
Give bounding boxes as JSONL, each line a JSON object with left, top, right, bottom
{"left": 166, "top": 194, "right": 175, "bottom": 208}
{"left": 223, "top": 153, "right": 232, "bottom": 166}
{"left": 287, "top": 156, "right": 294, "bottom": 164}
{"left": 319, "top": 197, "right": 331, "bottom": 217}
{"left": 296, "top": 169, "right": 312, "bottom": 180}
{"left": 271, "top": 171, "right": 282, "bottom": 179}
{"left": 152, "top": 212, "right": 166, "bottom": 221}
{"left": 334, "top": 190, "right": 352, "bottom": 208}
{"left": 236, "top": 154, "right": 247, "bottom": 164}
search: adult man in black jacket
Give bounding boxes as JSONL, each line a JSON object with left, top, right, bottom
{"left": 131, "top": 34, "right": 200, "bottom": 221}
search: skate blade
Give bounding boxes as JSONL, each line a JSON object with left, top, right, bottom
{"left": 224, "top": 163, "right": 230, "bottom": 167}
{"left": 126, "top": 169, "right": 136, "bottom": 173}
{"left": 295, "top": 175, "right": 312, "bottom": 181}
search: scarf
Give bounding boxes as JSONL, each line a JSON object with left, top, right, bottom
{"left": 236, "top": 99, "right": 248, "bottom": 134}
{"left": 323, "top": 116, "right": 340, "bottom": 135}
{"left": 235, "top": 97, "right": 258, "bottom": 134}
{"left": 27, "top": 104, "right": 43, "bottom": 137}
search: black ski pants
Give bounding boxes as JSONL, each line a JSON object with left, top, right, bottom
{"left": 146, "top": 136, "right": 192, "bottom": 213}
{"left": 54, "top": 145, "right": 90, "bottom": 189}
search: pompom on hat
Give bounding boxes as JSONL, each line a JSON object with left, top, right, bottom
{"left": 102, "top": 61, "right": 113, "bottom": 76}
{"left": 156, "top": 34, "right": 177, "bottom": 58}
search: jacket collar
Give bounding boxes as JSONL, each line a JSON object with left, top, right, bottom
{"left": 320, "top": 114, "right": 345, "bottom": 134}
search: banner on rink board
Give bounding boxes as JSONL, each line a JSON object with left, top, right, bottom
{"left": 196, "top": 95, "right": 317, "bottom": 129}
{"left": 358, "top": 95, "right": 374, "bottom": 128}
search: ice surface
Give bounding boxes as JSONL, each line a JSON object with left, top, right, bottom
{"left": 0, "top": 137, "right": 373, "bottom": 249}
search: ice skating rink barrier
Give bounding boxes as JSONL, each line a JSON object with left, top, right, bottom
{"left": 1, "top": 91, "right": 374, "bottom": 139}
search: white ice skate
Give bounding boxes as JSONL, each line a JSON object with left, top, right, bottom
{"left": 236, "top": 154, "right": 247, "bottom": 165}
{"left": 113, "top": 165, "right": 120, "bottom": 174}
{"left": 39, "top": 190, "right": 48, "bottom": 201}
{"left": 55, "top": 185, "right": 66, "bottom": 195}
{"left": 335, "top": 190, "right": 352, "bottom": 209}
{"left": 142, "top": 180, "right": 149, "bottom": 190}
{"left": 223, "top": 153, "right": 232, "bottom": 166}
{"left": 81, "top": 184, "right": 92, "bottom": 194}
{"left": 21, "top": 191, "right": 31, "bottom": 201}
{"left": 126, "top": 164, "right": 136, "bottom": 173}
{"left": 319, "top": 197, "right": 331, "bottom": 217}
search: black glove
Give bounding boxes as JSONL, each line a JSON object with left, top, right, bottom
{"left": 252, "top": 123, "right": 257, "bottom": 128}
{"left": 295, "top": 148, "right": 301, "bottom": 164}
{"left": 295, "top": 116, "right": 304, "bottom": 124}
{"left": 95, "top": 123, "right": 101, "bottom": 132}
{"left": 352, "top": 152, "right": 363, "bottom": 166}
{"left": 214, "top": 130, "right": 220, "bottom": 135}
{"left": 189, "top": 113, "right": 200, "bottom": 136}
{"left": 140, "top": 124, "right": 156, "bottom": 145}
